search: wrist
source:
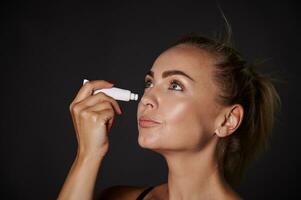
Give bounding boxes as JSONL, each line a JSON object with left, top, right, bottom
{"left": 76, "top": 151, "right": 105, "bottom": 164}
{"left": 77, "top": 146, "right": 108, "bottom": 160}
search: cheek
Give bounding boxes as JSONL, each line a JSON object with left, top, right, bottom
{"left": 163, "top": 100, "right": 195, "bottom": 125}
{"left": 162, "top": 100, "right": 204, "bottom": 144}
{"left": 162, "top": 98, "right": 217, "bottom": 147}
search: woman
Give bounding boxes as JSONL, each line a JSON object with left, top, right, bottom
{"left": 57, "top": 33, "right": 280, "bottom": 200}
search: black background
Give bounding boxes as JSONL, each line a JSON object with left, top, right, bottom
{"left": 0, "top": 0, "right": 299, "bottom": 199}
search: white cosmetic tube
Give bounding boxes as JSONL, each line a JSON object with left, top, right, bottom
{"left": 83, "top": 79, "right": 139, "bottom": 101}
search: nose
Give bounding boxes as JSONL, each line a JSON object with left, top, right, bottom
{"left": 140, "top": 89, "right": 158, "bottom": 110}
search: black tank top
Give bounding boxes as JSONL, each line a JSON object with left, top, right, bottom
{"left": 136, "top": 186, "right": 154, "bottom": 200}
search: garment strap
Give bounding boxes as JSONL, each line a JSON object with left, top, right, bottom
{"left": 136, "top": 186, "right": 154, "bottom": 200}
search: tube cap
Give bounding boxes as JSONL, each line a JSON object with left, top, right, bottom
{"left": 130, "top": 93, "right": 139, "bottom": 101}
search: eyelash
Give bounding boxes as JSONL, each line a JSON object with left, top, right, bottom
{"left": 144, "top": 78, "right": 184, "bottom": 91}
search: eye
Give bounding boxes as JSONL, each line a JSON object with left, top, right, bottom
{"left": 144, "top": 78, "right": 153, "bottom": 88}
{"left": 144, "top": 78, "right": 184, "bottom": 91}
{"left": 169, "top": 80, "right": 184, "bottom": 91}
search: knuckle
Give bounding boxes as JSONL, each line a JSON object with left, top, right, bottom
{"left": 79, "top": 109, "right": 90, "bottom": 118}
{"left": 90, "top": 113, "right": 99, "bottom": 122}
{"left": 104, "top": 110, "right": 114, "bottom": 120}
{"left": 101, "top": 109, "right": 114, "bottom": 117}
{"left": 106, "top": 108, "right": 115, "bottom": 116}
{"left": 69, "top": 102, "right": 76, "bottom": 111}
{"left": 102, "top": 101, "right": 112, "bottom": 108}
{"left": 98, "top": 110, "right": 115, "bottom": 125}
{"left": 96, "top": 92, "right": 109, "bottom": 99}
{"left": 72, "top": 104, "right": 81, "bottom": 114}
{"left": 97, "top": 92, "right": 113, "bottom": 99}
{"left": 96, "top": 116, "right": 107, "bottom": 125}
{"left": 79, "top": 109, "right": 99, "bottom": 122}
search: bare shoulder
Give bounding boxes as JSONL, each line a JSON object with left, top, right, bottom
{"left": 94, "top": 185, "right": 147, "bottom": 200}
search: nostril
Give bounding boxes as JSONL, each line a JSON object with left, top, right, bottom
{"left": 147, "top": 102, "right": 153, "bottom": 107}
{"left": 140, "top": 92, "right": 157, "bottom": 109}
{"left": 143, "top": 102, "right": 155, "bottom": 109}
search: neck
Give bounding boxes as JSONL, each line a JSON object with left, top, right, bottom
{"left": 160, "top": 140, "right": 234, "bottom": 200}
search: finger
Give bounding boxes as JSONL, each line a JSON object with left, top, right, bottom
{"left": 85, "top": 101, "right": 120, "bottom": 116}
{"left": 78, "top": 92, "right": 122, "bottom": 115}
{"left": 72, "top": 80, "right": 114, "bottom": 105}
{"left": 107, "top": 117, "right": 114, "bottom": 132}
{"left": 93, "top": 108, "right": 115, "bottom": 126}
{"left": 99, "top": 110, "right": 115, "bottom": 133}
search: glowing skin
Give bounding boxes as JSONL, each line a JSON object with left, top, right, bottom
{"left": 136, "top": 44, "right": 241, "bottom": 199}
{"left": 137, "top": 44, "right": 222, "bottom": 153}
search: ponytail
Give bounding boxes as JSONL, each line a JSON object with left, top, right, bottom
{"left": 220, "top": 63, "right": 281, "bottom": 185}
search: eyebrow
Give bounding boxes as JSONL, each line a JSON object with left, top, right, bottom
{"left": 145, "top": 70, "right": 195, "bottom": 82}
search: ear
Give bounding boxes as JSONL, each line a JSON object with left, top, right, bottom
{"left": 214, "top": 104, "right": 244, "bottom": 138}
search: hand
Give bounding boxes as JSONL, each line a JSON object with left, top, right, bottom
{"left": 69, "top": 80, "right": 122, "bottom": 158}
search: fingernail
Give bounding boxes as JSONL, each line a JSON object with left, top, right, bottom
{"left": 83, "top": 79, "right": 89, "bottom": 85}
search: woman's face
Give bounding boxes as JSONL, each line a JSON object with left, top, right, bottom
{"left": 137, "top": 44, "right": 223, "bottom": 153}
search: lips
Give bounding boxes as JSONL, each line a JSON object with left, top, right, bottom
{"left": 138, "top": 116, "right": 161, "bottom": 128}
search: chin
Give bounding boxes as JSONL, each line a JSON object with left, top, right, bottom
{"left": 137, "top": 131, "right": 178, "bottom": 156}
{"left": 137, "top": 130, "right": 162, "bottom": 150}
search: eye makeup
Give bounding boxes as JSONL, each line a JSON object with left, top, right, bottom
{"left": 144, "top": 77, "right": 184, "bottom": 91}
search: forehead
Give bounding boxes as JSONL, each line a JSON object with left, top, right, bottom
{"left": 150, "top": 44, "right": 216, "bottom": 79}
